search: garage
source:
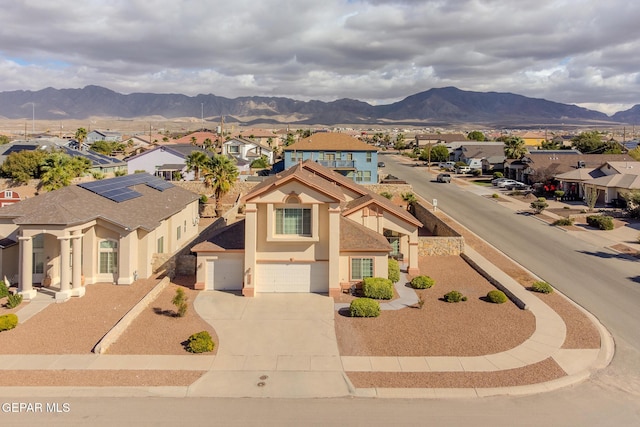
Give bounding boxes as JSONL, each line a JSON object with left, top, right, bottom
{"left": 207, "top": 254, "right": 244, "bottom": 291}
{"left": 256, "top": 262, "right": 328, "bottom": 293}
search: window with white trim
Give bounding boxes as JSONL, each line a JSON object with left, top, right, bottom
{"left": 99, "top": 240, "right": 118, "bottom": 274}
{"left": 177, "top": 225, "right": 181, "bottom": 240}
{"left": 351, "top": 258, "right": 374, "bottom": 281}
{"left": 157, "top": 236, "right": 164, "bottom": 254}
{"left": 275, "top": 208, "right": 311, "bottom": 236}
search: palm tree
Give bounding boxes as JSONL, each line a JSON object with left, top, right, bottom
{"left": 75, "top": 127, "right": 87, "bottom": 143}
{"left": 185, "top": 151, "right": 210, "bottom": 181}
{"left": 503, "top": 136, "right": 527, "bottom": 159}
{"left": 202, "top": 155, "right": 239, "bottom": 214}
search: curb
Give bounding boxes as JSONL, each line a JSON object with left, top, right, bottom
{"left": 93, "top": 277, "right": 170, "bottom": 354}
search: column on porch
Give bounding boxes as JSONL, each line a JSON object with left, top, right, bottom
{"left": 242, "top": 203, "right": 257, "bottom": 297}
{"left": 117, "top": 230, "right": 136, "bottom": 285}
{"left": 56, "top": 235, "right": 72, "bottom": 301}
{"left": 407, "top": 230, "right": 420, "bottom": 276}
{"left": 18, "top": 236, "right": 37, "bottom": 300}
{"left": 328, "top": 204, "right": 341, "bottom": 297}
{"left": 71, "top": 231, "right": 85, "bottom": 297}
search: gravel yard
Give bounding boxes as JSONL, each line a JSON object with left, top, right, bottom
{"left": 335, "top": 256, "right": 536, "bottom": 357}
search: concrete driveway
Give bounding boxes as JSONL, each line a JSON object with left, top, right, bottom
{"left": 190, "top": 291, "right": 351, "bottom": 398}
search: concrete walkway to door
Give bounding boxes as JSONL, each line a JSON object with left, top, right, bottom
{"left": 189, "top": 292, "right": 353, "bottom": 398}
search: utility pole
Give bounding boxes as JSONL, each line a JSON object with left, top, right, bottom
{"left": 201, "top": 103, "right": 204, "bottom": 132}
{"left": 31, "top": 102, "right": 35, "bottom": 134}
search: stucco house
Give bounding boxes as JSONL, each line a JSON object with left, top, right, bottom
{"left": 555, "top": 161, "right": 640, "bottom": 205}
{"left": 283, "top": 133, "right": 379, "bottom": 183}
{"left": 126, "top": 144, "right": 210, "bottom": 180}
{"left": 0, "top": 174, "right": 199, "bottom": 301}
{"left": 86, "top": 130, "right": 122, "bottom": 144}
{"left": 192, "top": 160, "right": 422, "bottom": 296}
{"left": 222, "top": 137, "right": 275, "bottom": 165}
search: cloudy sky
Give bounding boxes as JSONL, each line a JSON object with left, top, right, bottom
{"left": 1, "top": 0, "right": 639, "bottom": 114}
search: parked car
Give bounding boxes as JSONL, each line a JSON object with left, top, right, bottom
{"left": 438, "top": 161, "right": 456, "bottom": 171}
{"left": 377, "top": 162, "right": 385, "bottom": 168}
{"left": 497, "top": 179, "right": 518, "bottom": 188}
{"left": 436, "top": 173, "right": 451, "bottom": 183}
{"left": 505, "top": 181, "right": 530, "bottom": 191}
{"left": 455, "top": 166, "right": 471, "bottom": 174}
{"left": 492, "top": 177, "right": 508, "bottom": 186}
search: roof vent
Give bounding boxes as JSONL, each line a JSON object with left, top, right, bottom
{"left": 577, "top": 161, "right": 585, "bottom": 168}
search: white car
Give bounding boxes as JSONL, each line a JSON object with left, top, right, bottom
{"left": 497, "top": 179, "right": 518, "bottom": 188}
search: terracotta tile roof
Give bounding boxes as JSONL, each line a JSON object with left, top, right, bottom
{"left": 340, "top": 217, "right": 391, "bottom": 252}
{"left": 241, "top": 162, "right": 345, "bottom": 203}
{"left": 191, "top": 220, "right": 245, "bottom": 252}
{"left": 0, "top": 177, "right": 198, "bottom": 231}
{"left": 173, "top": 131, "right": 219, "bottom": 145}
{"left": 284, "top": 132, "right": 377, "bottom": 152}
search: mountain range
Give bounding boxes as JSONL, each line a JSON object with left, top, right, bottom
{"left": 1, "top": 85, "right": 638, "bottom": 127}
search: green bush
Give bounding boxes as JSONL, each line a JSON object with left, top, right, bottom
{"left": 554, "top": 190, "right": 565, "bottom": 199}
{"left": 493, "top": 172, "right": 504, "bottom": 179}
{"left": 363, "top": 277, "right": 394, "bottom": 300}
{"left": 172, "top": 288, "right": 188, "bottom": 317}
{"left": 199, "top": 194, "right": 208, "bottom": 204}
{"left": 444, "top": 290, "right": 467, "bottom": 303}
{"left": 487, "top": 290, "right": 508, "bottom": 304}
{"left": 380, "top": 191, "right": 393, "bottom": 200}
{"left": 531, "top": 281, "right": 553, "bottom": 294}
{"left": 5, "top": 293, "right": 22, "bottom": 309}
{"left": 349, "top": 298, "right": 381, "bottom": 317}
{"left": 586, "top": 215, "right": 614, "bottom": 230}
{"left": 0, "top": 281, "right": 8, "bottom": 298}
{"left": 186, "top": 331, "right": 214, "bottom": 353}
{"left": 410, "top": 275, "right": 435, "bottom": 289}
{"left": 530, "top": 197, "right": 549, "bottom": 214}
{"left": 553, "top": 217, "right": 574, "bottom": 226}
{"left": 492, "top": 193, "right": 500, "bottom": 198}
{"left": 472, "top": 169, "right": 482, "bottom": 176}
{"left": 388, "top": 258, "right": 400, "bottom": 283}
{"left": 0, "top": 314, "right": 18, "bottom": 331}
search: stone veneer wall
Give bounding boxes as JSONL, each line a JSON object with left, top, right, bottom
{"left": 412, "top": 201, "right": 465, "bottom": 256}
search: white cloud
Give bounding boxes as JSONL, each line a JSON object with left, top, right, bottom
{"left": 0, "top": 0, "right": 638, "bottom": 114}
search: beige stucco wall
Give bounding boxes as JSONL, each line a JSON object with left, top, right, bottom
{"left": 339, "top": 252, "right": 389, "bottom": 284}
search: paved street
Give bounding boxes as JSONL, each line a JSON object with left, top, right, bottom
{"left": 381, "top": 154, "right": 640, "bottom": 399}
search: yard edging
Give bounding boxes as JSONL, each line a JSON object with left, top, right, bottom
{"left": 93, "top": 277, "right": 170, "bottom": 354}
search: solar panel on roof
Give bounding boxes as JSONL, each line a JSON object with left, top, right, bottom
{"left": 78, "top": 173, "right": 175, "bottom": 203}
{"left": 4, "top": 145, "right": 38, "bottom": 155}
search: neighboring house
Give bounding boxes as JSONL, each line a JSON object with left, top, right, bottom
{"left": 126, "top": 144, "right": 210, "bottom": 180}
{"left": 283, "top": 133, "right": 379, "bottom": 183}
{"left": 0, "top": 139, "right": 127, "bottom": 175}
{"left": 222, "top": 137, "right": 275, "bottom": 165}
{"left": 455, "top": 143, "right": 505, "bottom": 171}
{"left": 173, "top": 131, "right": 219, "bottom": 147}
{"left": 414, "top": 133, "right": 467, "bottom": 148}
{"left": 512, "top": 131, "right": 547, "bottom": 147}
{"left": 0, "top": 173, "right": 199, "bottom": 301}
{"left": 86, "top": 130, "right": 122, "bottom": 144}
{"left": 236, "top": 129, "right": 278, "bottom": 147}
{"left": 504, "top": 151, "right": 631, "bottom": 184}
{"left": 192, "top": 160, "right": 422, "bottom": 296}
{"left": 555, "top": 161, "right": 640, "bottom": 205}
{"left": 0, "top": 189, "right": 21, "bottom": 207}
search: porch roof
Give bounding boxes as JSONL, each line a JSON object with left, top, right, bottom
{"left": 340, "top": 217, "right": 392, "bottom": 252}
{"left": 584, "top": 174, "right": 640, "bottom": 190}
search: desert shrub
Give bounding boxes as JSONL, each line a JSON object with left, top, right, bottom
{"left": 493, "top": 171, "right": 504, "bottom": 179}
{"left": 388, "top": 258, "right": 400, "bottom": 283}
{"left": 492, "top": 193, "right": 500, "bottom": 199}
{"left": 472, "top": 169, "right": 482, "bottom": 176}
{"left": 487, "top": 290, "right": 508, "bottom": 304}
{"left": 362, "top": 277, "right": 394, "bottom": 300}
{"left": 586, "top": 215, "right": 614, "bottom": 230}
{"left": 553, "top": 217, "right": 574, "bottom": 226}
{"left": 509, "top": 190, "right": 523, "bottom": 196}
{"left": 172, "top": 288, "right": 188, "bottom": 317}
{"left": 531, "top": 281, "right": 553, "bottom": 294}
{"left": 410, "top": 275, "right": 435, "bottom": 289}
{"left": 186, "top": 331, "right": 214, "bottom": 353}
{"left": 0, "top": 314, "right": 18, "bottom": 331}
{"left": 401, "top": 192, "right": 417, "bottom": 204}
{"left": 199, "top": 194, "right": 208, "bottom": 204}
{"left": 530, "top": 197, "right": 549, "bottom": 214}
{"left": 444, "top": 290, "right": 467, "bottom": 303}
{"left": 554, "top": 190, "right": 565, "bottom": 199}
{"left": 380, "top": 191, "right": 393, "bottom": 200}
{"left": 0, "top": 281, "right": 8, "bottom": 298}
{"left": 5, "top": 293, "right": 22, "bottom": 309}
{"left": 114, "top": 169, "right": 127, "bottom": 177}
{"left": 349, "top": 298, "right": 381, "bottom": 317}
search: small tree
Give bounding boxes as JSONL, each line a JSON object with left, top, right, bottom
{"left": 172, "top": 288, "right": 188, "bottom": 317}
{"left": 530, "top": 197, "right": 549, "bottom": 214}
{"left": 584, "top": 185, "right": 600, "bottom": 211}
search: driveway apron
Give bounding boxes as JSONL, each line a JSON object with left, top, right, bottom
{"left": 189, "top": 291, "right": 352, "bottom": 398}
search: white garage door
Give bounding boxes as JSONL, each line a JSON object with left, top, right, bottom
{"left": 207, "top": 255, "right": 244, "bottom": 291}
{"left": 256, "top": 262, "right": 328, "bottom": 293}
